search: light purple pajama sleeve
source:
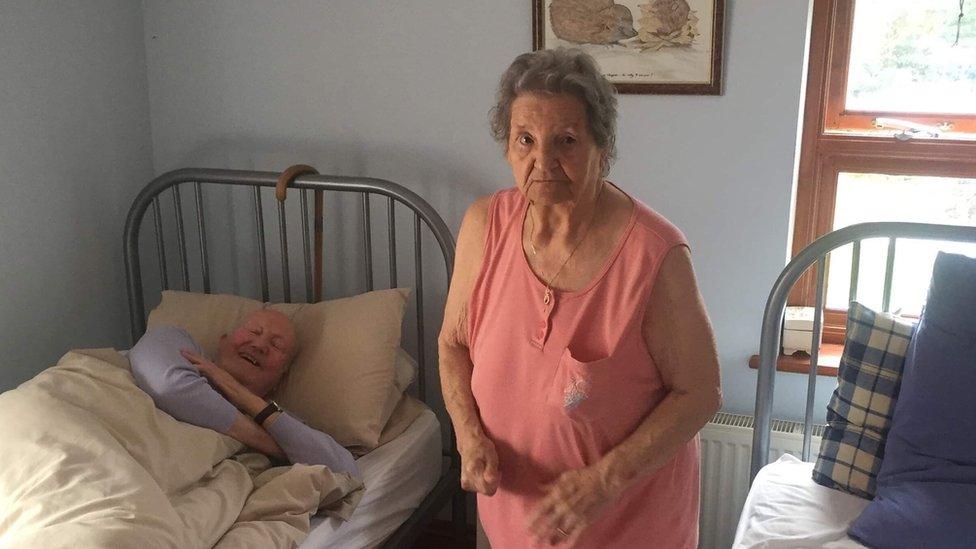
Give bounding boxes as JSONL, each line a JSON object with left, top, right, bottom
{"left": 129, "top": 326, "right": 360, "bottom": 477}
{"left": 129, "top": 325, "right": 238, "bottom": 434}
{"left": 267, "top": 413, "right": 359, "bottom": 476}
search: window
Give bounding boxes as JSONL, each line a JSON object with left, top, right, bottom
{"left": 826, "top": 173, "right": 976, "bottom": 316}
{"left": 792, "top": 0, "right": 976, "bottom": 350}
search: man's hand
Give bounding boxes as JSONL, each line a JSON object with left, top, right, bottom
{"left": 181, "top": 349, "right": 265, "bottom": 417}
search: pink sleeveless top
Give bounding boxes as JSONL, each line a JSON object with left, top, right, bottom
{"left": 468, "top": 187, "right": 700, "bottom": 549}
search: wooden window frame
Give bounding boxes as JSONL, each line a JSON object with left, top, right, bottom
{"left": 749, "top": 0, "right": 976, "bottom": 374}
{"left": 822, "top": 0, "right": 976, "bottom": 134}
{"left": 792, "top": 0, "right": 976, "bottom": 348}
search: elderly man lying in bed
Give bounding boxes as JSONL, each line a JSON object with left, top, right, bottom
{"left": 129, "top": 309, "right": 359, "bottom": 477}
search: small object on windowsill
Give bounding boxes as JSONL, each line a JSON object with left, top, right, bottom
{"left": 871, "top": 117, "right": 942, "bottom": 140}
{"left": 748, "top": 343, "right": 843, "bottom": 377}
{"left": 782, "top": 306, "right": 817, "bottom": 355}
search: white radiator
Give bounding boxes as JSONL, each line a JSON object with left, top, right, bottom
{"left": 698, "top": 412, "right": 825, "bottom": 549}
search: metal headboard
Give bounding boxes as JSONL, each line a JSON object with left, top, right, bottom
{"left": 123, "top": 167, "right": 466, "bottom": 545}
{"left": 124, "top": 165, "right": 455, "bottom": 394}
{"left": 124, "top": 168, "right": 454, "bottom": 369}
{"left": 750, "top": 222, "right": 976, "bottom": 482}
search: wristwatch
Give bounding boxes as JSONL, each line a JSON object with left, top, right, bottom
{"left": 253, "top": 400, "right": 282, "bottom": 426}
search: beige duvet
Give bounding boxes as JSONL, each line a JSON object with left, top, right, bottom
{"left": 0, "top": 349, "right": 364, "bottom": 548}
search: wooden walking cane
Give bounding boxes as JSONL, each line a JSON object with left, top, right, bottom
{"left": 276, "top": 164, "right": 322, "bottom": 302}
{"left": 313, "top": 188, "right": 323, "bottom": 302}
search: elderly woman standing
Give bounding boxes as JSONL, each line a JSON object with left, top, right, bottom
{"left": 439, "top": 48, "right": 721, "bottom": 548}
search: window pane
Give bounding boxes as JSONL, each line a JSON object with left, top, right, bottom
{"left": 826, "top": 172, "right": 976, "bottom": 314}
{"left": 826, "top": 238, "right": 889, "bottom": 312}
{"left": 847, "top": 0, "right": 976, "bottom": 114}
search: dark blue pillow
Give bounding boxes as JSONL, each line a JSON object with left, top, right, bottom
{"left": 849, "top": 252, "right": 976, "bottom": 549}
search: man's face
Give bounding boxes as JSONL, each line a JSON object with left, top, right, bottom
{"left": 216, "top": 309, "right": 297, "bottom": 397}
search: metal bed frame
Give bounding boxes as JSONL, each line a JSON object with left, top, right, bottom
{"left": 749, "top": 221, "right": 976, "bottom": 483}
{"left": 123, "top": 167, "right": 464, "bottom": 548}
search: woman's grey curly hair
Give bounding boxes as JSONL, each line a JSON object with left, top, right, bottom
{"left": 489, "top": 47, "right": 618, "bottom": 176}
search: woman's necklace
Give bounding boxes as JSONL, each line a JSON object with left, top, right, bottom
{"left": 527, "top": 183, "right": 605, "bottom": 305}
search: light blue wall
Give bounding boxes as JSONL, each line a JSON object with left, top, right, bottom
{"left": 141, "top": 0, "right": 831, "bottom": 421}
{"left": 0, "top": 1, "right": 155, "bottom": 390}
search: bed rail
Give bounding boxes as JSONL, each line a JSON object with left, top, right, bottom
{"left": 750, "top": 222, "right": 976, "bottom": 482}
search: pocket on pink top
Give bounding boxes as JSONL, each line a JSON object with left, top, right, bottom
{"left": 546, "top": 345, "right": 667, "bottom": 433}
{"left": 546, "top": 348, "right": 614, "bottom": 423}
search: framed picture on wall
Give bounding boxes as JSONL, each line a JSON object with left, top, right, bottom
{"left": 533, "top": 0, "right": 725, "bottom": 95}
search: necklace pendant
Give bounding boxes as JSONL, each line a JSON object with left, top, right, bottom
{"left": 543, "top": 288, "right": 552, "bottom": 305}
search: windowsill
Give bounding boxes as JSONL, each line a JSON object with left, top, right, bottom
{"left": 822, "top": 129, "right": 976, "bottom": 142}
{"left": 748, "top": 343, "right": 843, "bottom": 377}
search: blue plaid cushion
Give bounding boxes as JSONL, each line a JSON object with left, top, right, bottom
{"left": 812, "top": 301, "right": 915, "bottom": 499}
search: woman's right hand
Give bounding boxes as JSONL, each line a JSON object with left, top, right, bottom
{"left": 459, "top": 433, "right": 500, "bottom": 495}
{"left": 440, "top": 198, "right": 500, "bottom": 495}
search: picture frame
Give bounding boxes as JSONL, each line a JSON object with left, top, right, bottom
{"left": 533, "top": 0, "right": 725, "bottom": 95}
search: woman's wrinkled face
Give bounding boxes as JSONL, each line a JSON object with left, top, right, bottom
{"left": 506, "top": 92, "right": 605, "bottom": 206}
{"left": 216, "top": 309, "right": 297, "bottom": 397}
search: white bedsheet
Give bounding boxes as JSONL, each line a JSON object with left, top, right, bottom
{"left": 301, "top": 408, "right": 443, "bottom": 549}
{"left": 732, "top": 454, "right": 870, "bottom": 549}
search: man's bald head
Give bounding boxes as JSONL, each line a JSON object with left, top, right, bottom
{"left": 216, "top": 309, "right": 298, "bottom": 397}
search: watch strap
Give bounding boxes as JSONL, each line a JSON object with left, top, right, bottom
{"left": 253, "top": 400, "right": 281, "bottom": 426}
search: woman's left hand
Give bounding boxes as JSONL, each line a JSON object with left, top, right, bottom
{"left": 527, "top": 466, "right": 615, "bottom": 546}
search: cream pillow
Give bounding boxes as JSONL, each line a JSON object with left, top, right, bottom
{"left": 270, "top": 288, "right": 410, "bottom": 452}
{"left": 357, "top": 348, "right": 420, "bottom": 451}
{"left": 394, "top": 349, "right": 418, "bottom": 394}
{"left": 146, "top": 291, "right": 263, "bottom": 358}
{"left": 375, "top": 394, "right": 428, "bottom": 448}
{"left": 146, "top": 288, "right": 411, "bottom": 452}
